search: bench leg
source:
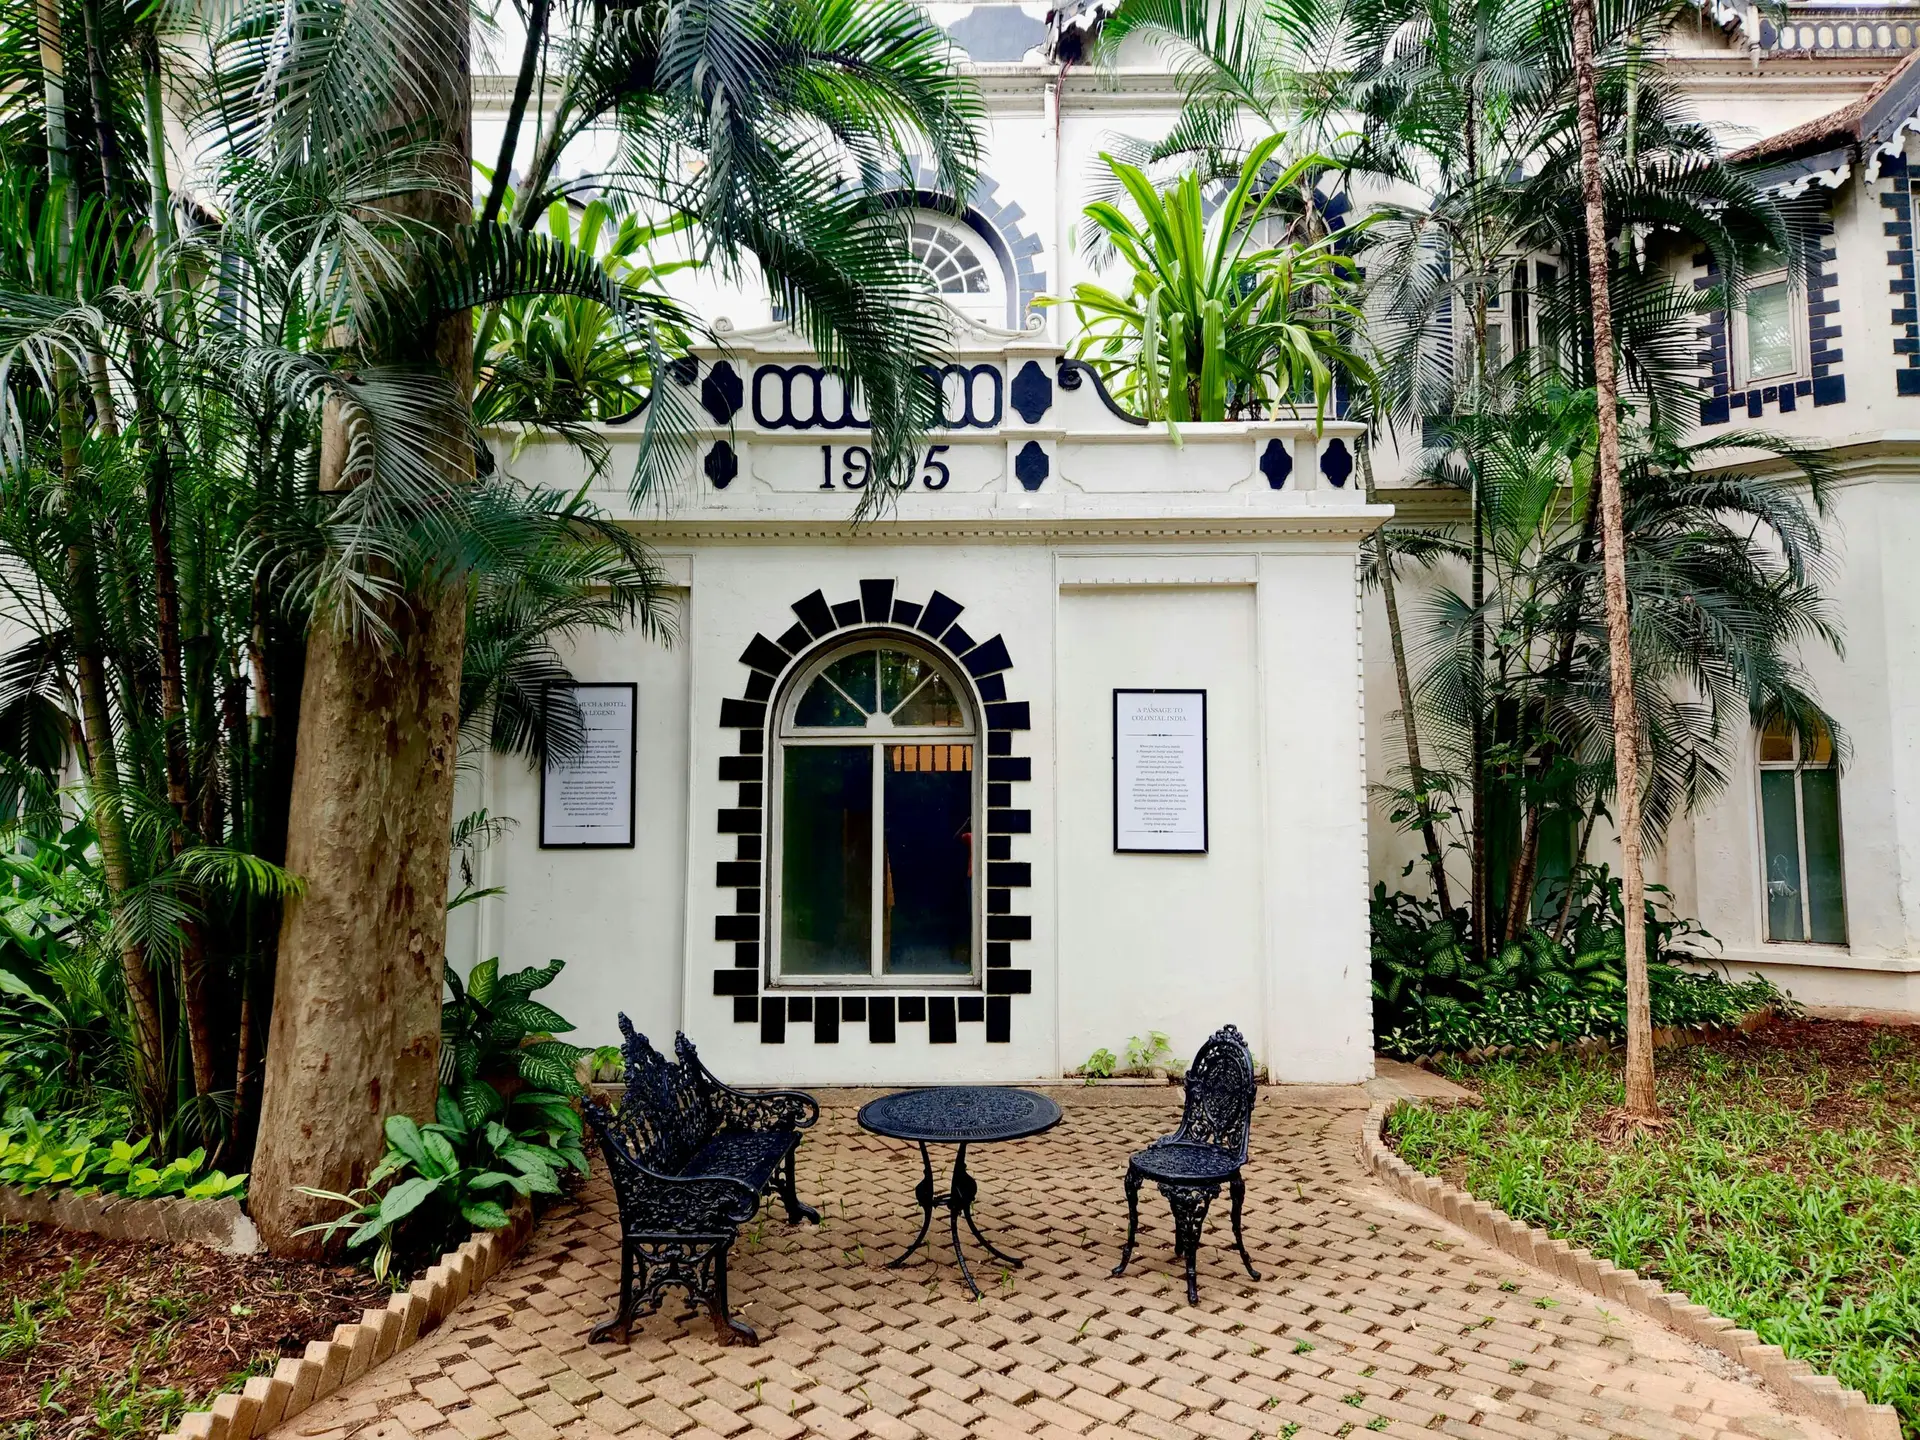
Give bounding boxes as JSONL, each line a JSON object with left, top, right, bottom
{"left": 1111, "top": 1166, "right": 1144, "bottom": 1277}
{"left": 590, "top": 1242, "right": 638, "bottom": 1344}
{"left": 779, "top": 1145, "right": 821, "bottom": 1226}
{"left": 709, "top": 1244, "right": 759, "bottom": 1346}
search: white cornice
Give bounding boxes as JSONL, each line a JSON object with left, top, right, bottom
{"left": 616, "top": 513, "right": 1391, "bottom": 545}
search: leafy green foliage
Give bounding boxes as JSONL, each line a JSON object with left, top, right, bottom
{"left": 1372, "top": 871, "right": 1784, "bottom": 1059}
{"left": 1081, "top": 1048, "right": 1118, "bottom": 1082}
{"left": 1388, "top": 1036, "right": 1920, "bottom": 1428}
{"left": 440, "top": 958, "right": 588, "bottom": 1123}
{"left": 302, "top": 972, "right": 592, "bottom": 1280}
{"left": 0, "top": 1109, "right": 246, "bottom": 1200}
{"left": 1057, "top": 134, "right": 1368, "bottom": 424}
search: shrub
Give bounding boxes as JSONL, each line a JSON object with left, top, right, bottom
{"left": 1372, "top": 868, "right": 1786, "bottom": 1059}
{"left": 0, "top": 1109, "right": 245, "bottom": 1199}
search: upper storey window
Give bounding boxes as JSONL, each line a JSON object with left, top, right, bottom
{"left": 905, "top": 211, "right": 1007, "bottom": 324}
{"left": 1735, "top": 249, "right": 1804, "bottom": 388}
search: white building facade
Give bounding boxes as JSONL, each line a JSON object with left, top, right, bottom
{"left": 457, "top": 4, "right": 1920, "bottom": 1084}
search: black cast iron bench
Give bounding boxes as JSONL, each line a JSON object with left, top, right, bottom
{"left": 583, "top": 1019, "right": 820, "bottom": 1345}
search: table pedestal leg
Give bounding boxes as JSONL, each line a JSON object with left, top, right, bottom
{"left": 885, "top": 1141, "right": 1030, "bottom": 1300}
{"left": 885, "top": 1142, "right": 938, "bottom": 1270}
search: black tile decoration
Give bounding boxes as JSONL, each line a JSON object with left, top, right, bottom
{"left": 986, "top": 996, "right": 1011, "bottom": 1043}
{"left": 929, "top": 996, "right": 957, "bottom": 1043}
{"left": 964, "top": 636, "right": 1013, "bottom": 677}
{"left": 861, "top": 579, "right": 896, "bottom": 621}
{"left": 918, "top": 591, "right": 964, "bottom": 639}
{"left": 717, "top": 583, "right": 1033, "bottom": 1048}
{"left": 1895, "top": 156, "right": 1920, "bottom": 394}
{"left": 1260, "top": 438, "right": 1293, "bottom": 488}
{"left": 793, "top": 590, "right": 836, "bottom": 638}
{"left": 1014, "top": 441, "right": 1050, "bottom": 490}
{"left": 742, "top": 634, "right": 791, "bottom": 673}
{"left": 1010, "top": 359, "right": 1053, "bottom": 423}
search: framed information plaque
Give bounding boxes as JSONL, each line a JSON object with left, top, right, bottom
{"left": 1112, "top": 688, "right": 1208, "bottom": 853}
{"left": 539, "top": 682, "right": 638, "bottom": 848}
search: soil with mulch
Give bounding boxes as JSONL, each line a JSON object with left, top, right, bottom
{"left": 0, "top": 1219, "right": 389, "bottom": 1440}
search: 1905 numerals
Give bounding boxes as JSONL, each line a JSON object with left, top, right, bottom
{"left": 819, "top": 444, "right": 951, "bottom": 490}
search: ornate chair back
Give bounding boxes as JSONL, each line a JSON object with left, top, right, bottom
{"left": 1172, "top": 1024, "right": 1256, "bottom": 1162}
{"left": 584, "top": 1016, "right": 712, "bottom": 1173}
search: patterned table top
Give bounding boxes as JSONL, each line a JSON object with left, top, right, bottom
{"left": 856, "top": 1086, "right": 1064, "bottom": 1144}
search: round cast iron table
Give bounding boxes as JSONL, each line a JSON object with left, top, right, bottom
{"left": 857, "top": 1086, "right": 1063, "bottom": 1297}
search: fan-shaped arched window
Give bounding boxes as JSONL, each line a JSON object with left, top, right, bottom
{"left": 905, "top": 211, "right": 1007, "bottom": 323}
{"left": 772, "top": 637, "right": 980, "bottom": 985}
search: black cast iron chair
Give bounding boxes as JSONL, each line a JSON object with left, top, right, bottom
{"left": 1111, "top": 1023, "right": 1261, "bottom": 1304}
{"left": 582, "top": 1018, "right": 820, "bottom": 1345}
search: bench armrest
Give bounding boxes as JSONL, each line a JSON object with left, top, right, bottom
{"left": 708, "top": 1083, "right": 820, "bottom": 1135}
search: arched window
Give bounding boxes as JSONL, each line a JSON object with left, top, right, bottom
{"left": 1757, "top": 715, "right": 1846, "bottom": 945}
{"left": 772, "top": 637, "right": 979, "bottom": 986}
{"left": 905, "top": 211, "right": 1007, "bottom": 323}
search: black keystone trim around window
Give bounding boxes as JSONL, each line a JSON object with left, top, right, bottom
{"left": 714, "top": 582, "right": 1032, "bottom": 1046}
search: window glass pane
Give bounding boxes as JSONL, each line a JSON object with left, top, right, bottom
{"left": 880, "top": 650, "right": 940, "bottom": 713}
{"left": 1746, "top": 280, "right": 1796, "bottom": 380}
{"left": 1760, "top": 769, "right": 1804, "bottom": 942}
{"left": 882, "top": 744, "right": 973, "bottom": 976}
{"left": 819, "top": 651, "right": 877, "bottom": 712}
{"left": 1758, "top": 716, "right": 1793, "bottom": 763}
{"left": 1806, "top": 723, "right": 1834, "bottom": 766}
{"left": 780, "top": 746, "right": 872, "bottom": 974}
{"left": 892, "top": 672, "right": 964, "bottom": 727}
{"left": 1800, "top": 768, "right": 1847, "bottom": 944}
{"left": 794, "top": 674, "right": 867, "bottom": 727}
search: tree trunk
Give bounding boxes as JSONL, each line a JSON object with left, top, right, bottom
{"left": 1569, "top": 0, "right": 1656, "bottom": 1119}
{"left": 249, "top": 598, "right": 466, "bottom": 1252}
{"left": 248, "top": 0, "right": 473, "bottom": 1254}
{"left": 1361, "top": 435, "right": 1453, "bottom": 915}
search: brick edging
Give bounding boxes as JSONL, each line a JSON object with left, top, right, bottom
{"left": 1360, "top": 1099, "right": 1900, "bottom": 1440}
{"left": 155, "top": 1197, "right": 537, "bottom": 1440}
{"left": 0, "top": 1184, "right": 260, "bottom": 1253}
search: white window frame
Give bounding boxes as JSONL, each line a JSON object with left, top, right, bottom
{"left": 905, "top": 211, "right": 1007, "bottom": 325}
{"left": 768, "top": 631, "right": 984, "bottom": 989}
{"left": 1732, "top": 264, "right": 1808, "bottom": 390}
{"left": 1755, "top": 724, "right": 1847, "bottom": 947}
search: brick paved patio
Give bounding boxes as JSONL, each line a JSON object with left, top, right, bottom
{"left": 288, "top": 1092, "right": 1835, "bottom": 1440}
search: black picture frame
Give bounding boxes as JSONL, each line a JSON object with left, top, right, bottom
{"left": 539, "top": 681, "right": 639, "bottom": 849}
{"left": 1112, "top": 688, "right": 1208, "bottom": 854}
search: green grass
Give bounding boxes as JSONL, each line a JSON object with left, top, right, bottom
{"left": 1387, "top": 1031, "right": 1920, "bottom": 1435}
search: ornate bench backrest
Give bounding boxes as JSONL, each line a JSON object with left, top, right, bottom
{"left": 594, "top": 1016, "right": 713, "bottom": 1172}
{"left": 1174, "top": 1024, "right": 1256, "bottom": 1162}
